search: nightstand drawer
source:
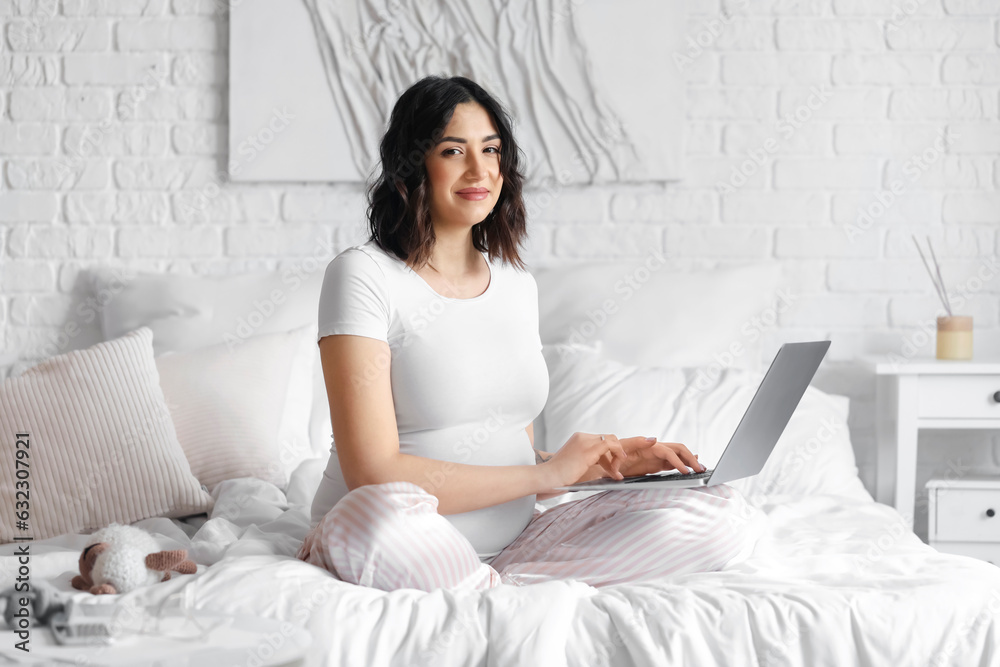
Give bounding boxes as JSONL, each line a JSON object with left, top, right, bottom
{"left": 930, "top": 541, "right": 1000, "bottom": 566}
{"left": 917, "top": 374, "right": 1000, "bottom": 419}
{"left": 932, "top": 487, "right": 1000, "bottom": 543}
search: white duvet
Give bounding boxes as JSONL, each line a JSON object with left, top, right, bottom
{"left": 2, "top": 471, "right": 999, "bottom": 667}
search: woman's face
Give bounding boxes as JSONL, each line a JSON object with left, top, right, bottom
{"left": 424, "top": 102, "right": 504, "bottom": 230}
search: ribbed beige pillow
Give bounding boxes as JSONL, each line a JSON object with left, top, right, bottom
{"left": 155, "top": 325, "right": 315, "bottom": 491}
{"left": 0, "top": 327, "right": 214, "bottom": 544}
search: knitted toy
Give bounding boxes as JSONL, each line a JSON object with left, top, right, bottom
{"left": 71, "top": 523, "right": 197, "bottom": 595}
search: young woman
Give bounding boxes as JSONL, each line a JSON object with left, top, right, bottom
{"left": 297, "top": 76, "right": 764, "bottom": 591}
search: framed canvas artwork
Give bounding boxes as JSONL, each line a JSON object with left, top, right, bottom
{"left": 229, "top": 0, "right": 686, "bottom": 184}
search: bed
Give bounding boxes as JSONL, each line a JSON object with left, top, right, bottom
{"left": 3, "top": 471, "right": 999, "bottom": 665}
{"left": 2, "top": 256, "right": 999, "bottom": 666}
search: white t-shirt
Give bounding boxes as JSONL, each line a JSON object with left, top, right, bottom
{"left": 310, "top": 238, "right": 549, "bottom": 559}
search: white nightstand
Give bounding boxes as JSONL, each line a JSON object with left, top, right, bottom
{"left": 927, "top": 475, "right": 1000, "bottom": 564}
{"left": 875, "top": 360, "right": 1000, "bottom": 533}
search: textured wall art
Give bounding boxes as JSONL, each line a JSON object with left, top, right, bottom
{"left": 229, "top": 0, "right": 685, "bottom": 184}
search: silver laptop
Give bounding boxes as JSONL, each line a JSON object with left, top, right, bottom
{"left": 555, "top": 340, "right": 831, "bottom": 491}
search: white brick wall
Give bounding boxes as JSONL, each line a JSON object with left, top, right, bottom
{"left": 1, "top": 1, "right": 999, "bottom": 540}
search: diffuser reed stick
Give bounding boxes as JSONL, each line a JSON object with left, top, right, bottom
{"left": 911, "top": 235, "right": 953, "bottom": 317}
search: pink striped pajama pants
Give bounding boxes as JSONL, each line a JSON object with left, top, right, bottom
{"left": 296, "top": 481, "right": 766, "bottom": 591}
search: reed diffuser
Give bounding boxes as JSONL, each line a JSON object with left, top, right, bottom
{"left": 912, "top": 235, "right": 972, "bottom": 360}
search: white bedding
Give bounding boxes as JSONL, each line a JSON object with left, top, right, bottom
{"left": 2, "top": 471, "right": 999, "bottom": 667}
{"left": 9, "top": 255, "right": 997, "bottom": 665}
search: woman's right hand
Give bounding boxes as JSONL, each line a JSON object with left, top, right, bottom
{"left": 538, "top": 432, "right": 628, "bottom": 491}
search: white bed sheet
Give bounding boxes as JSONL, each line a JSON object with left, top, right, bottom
{"left": 2, "top": 473, "right": 999, "bottom": 667}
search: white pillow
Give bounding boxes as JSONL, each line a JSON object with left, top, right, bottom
{"left": 0, "top": 328, "right": 214, "bottom": 543}
{"left": 90, "top": 266, "right": 330, "bottom": 473}
{"left": 284, "top": 455, "right": 330, "bottom": 508}
{"left": 155, "top": 325, "right": 316, "bottom": 491}
{"left": 531, "top": 261, "right": 784, "bottom": 371}
{"left": 539, "top": 342, "right": 872, "bottom": 504}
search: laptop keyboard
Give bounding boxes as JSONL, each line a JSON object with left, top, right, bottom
{"left": 623, "top": 469, "right": 714, "bottom": 483}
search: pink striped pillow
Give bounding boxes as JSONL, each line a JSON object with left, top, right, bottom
{"left": 154, "top": 325, "right": 315, "bottom": 490}
{"left": 0, "top": 327, "right": 214, "bottom": 543}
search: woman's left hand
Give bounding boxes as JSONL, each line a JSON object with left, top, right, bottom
{"left": 579, "top": 436, "right": 705, "bottom": 482}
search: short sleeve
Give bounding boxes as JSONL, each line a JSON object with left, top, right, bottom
{"left": 317, "top": 249, "right": 390, "bottom": 344}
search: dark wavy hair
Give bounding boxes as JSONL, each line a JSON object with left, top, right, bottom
{"left": 366, "top": 76, "right": 528, "bottom": 272}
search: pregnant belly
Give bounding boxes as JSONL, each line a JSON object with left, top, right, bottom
{"left": 399, "top": 426, "right": 535, "bottom": 468}
{"left": 445, "top": 494, "right": 536, "bottom": 557}
{"left": 401, "top": 426, "right": 538, "bottom": 555}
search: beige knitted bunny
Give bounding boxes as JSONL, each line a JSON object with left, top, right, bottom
{"left": 71, "top": 523, "right": 197, "bottom": 595}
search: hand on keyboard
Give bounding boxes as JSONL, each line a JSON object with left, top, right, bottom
{"left": 625, "top": 468, "right": 714, "bottom": 483}
{"left": 613, "top": 437, "right": 707, "bottom": 479}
